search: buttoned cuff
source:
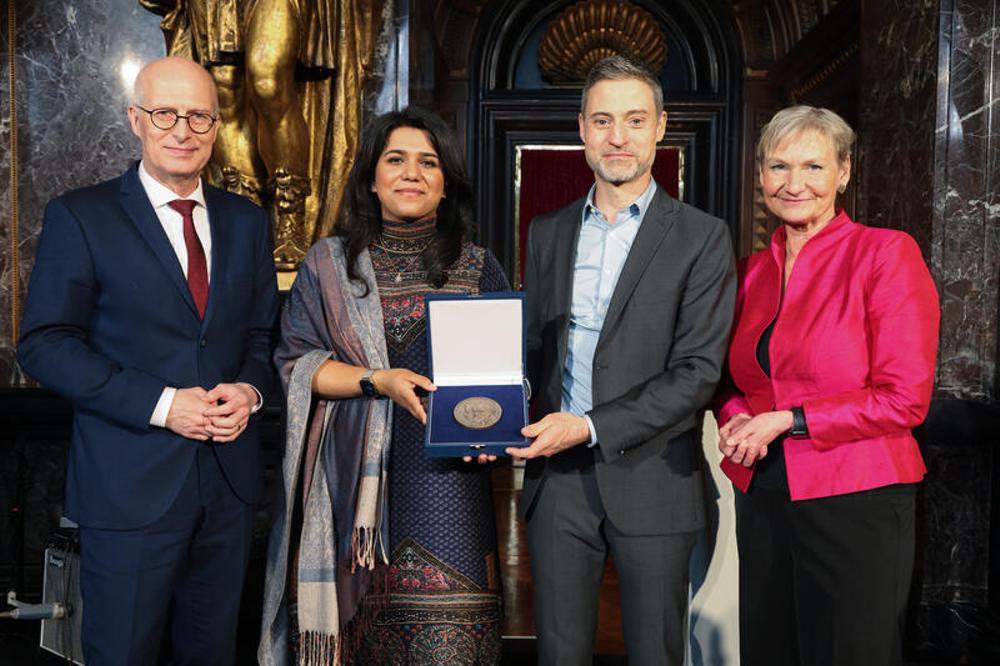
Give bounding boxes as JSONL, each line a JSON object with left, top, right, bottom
{"left": 150, "top": 387, "right": 176, "bottom": 428}
{"left": 584, "top": 414, "right": 598, "bottom": 448}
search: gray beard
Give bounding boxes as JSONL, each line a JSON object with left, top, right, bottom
{"left": 589, "top": 156, "right": 651, "bottom": 186}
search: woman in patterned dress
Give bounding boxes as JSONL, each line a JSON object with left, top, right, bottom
{"left": 261, "top": 107, "right": 506, "bottom": 666}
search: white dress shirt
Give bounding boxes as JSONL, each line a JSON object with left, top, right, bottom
{"left": 138, "top": 160, "right": 213, "bottom": 280}
{"left": 563, "top": 178, "right": 657, "bottom": 446}
{"left": 138, "top": 162, "right": 260, "bottom": 428}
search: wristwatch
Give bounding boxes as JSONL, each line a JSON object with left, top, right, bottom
{"left": 359, "top": 369, "right": 382, "bottom": 398}
{"left": 789, "top": 406, "right": 809, "bottom": 438}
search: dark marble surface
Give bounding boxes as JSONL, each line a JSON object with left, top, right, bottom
{"left": 918, "top": 399, "right": 1000, "bottom": 606}
{"left": 856, "top": 0, "right": 939, "bottom": 251}
{"left": 857, "top": 0, "right": 1000, "bottom": 659}
{"left": 920, "top": 447, "right": 992, "bottom": 605}
{"left": 931, "top": 0, "right": 1000, "bottom": 402}
{"left": 923, "top": 3, "right": 1000, "bottom": 653}
{"left": 922, "top": 0, "right": 1000, "bottom": 628}
{"left": 0, "top": 2, "right": 165, "bottom": 387}
{"left": 1, "top": 6, "right": 15, "bottom": 385}
{"left": 0, "top": 391, "right": 72, "bottom": 600}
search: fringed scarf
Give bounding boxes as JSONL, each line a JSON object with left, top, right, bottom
{"left": 259, "top": 238, "right": 392, "bottom": 666}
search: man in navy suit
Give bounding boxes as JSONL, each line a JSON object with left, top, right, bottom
{"left": 17, "top": 56, "right": 278, "bottom": 665}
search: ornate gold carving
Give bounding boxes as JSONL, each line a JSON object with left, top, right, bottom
{"left": 270, "top": 168, "right": 312, "bottom": 269}
{"left": 218, "top": 165, "right": 263, "bottom": 206}
{"left": 750, "top": 109, "right": 778, "bottom": 254}
{"left": 751, "top": 176, "right": 772, "bottom": 253}
{"left": 538, "top": 0, "right": 667, "bottom": 83}
{"left": 141, "top": 0, "right": 383, "bottom": 273}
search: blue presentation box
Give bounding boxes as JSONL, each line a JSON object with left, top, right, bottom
{"left": 424, "top": 292, "right": 530, "bottom": 457}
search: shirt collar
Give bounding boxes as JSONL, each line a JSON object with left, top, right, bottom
{"left": 583, "top": 177, "right": 658, "bottom": 223}
{"left": 137, "top": 160, "right": 207, "bottom": 211}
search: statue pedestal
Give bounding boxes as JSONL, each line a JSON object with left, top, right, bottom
{"left": 277, "top": 270, "right": 297, "bottom": 292}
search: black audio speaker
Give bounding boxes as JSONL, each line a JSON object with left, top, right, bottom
{"left": 40, "top": 530, "right": 84, "bottom": 665}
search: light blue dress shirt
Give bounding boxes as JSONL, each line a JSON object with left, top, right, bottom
{"left": 562, "top": 178, "right": 658, "bottom": 445}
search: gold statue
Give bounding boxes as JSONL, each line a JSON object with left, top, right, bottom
{"left": 139, "top": 0, "right": 381, "bottom": 270}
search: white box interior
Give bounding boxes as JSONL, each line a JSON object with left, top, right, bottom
{"left": 428, "top": 297, "right": 523, "bottom": 386}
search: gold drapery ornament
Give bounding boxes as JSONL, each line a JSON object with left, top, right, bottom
{"left": 538, "top": 0, "right": 667, "bottom": 83}
{"left": 139, "top": 0, "right": 382, "bottom": 272}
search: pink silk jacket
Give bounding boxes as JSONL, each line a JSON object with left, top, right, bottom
{"left": 715, "top": 211, "right": 940, "bottom": 500}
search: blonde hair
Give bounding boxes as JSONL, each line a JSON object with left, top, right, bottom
{"left": 756, "top": 105, "right": 855, "bottom": 167}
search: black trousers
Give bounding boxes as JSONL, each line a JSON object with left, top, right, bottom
{"left": 735, "top": 483, "right": 917, "bottom": 666}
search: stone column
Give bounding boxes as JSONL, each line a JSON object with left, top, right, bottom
{"left": 859, "top": 0, "right": 1000, "bottom": 660}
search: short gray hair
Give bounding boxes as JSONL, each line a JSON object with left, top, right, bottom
{"left": 581, "top": 56, "right": 663, "bottom": 115}
{"left": 756, "top": 105, "right": 856, "bottom": 167}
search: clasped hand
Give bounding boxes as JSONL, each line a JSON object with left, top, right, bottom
{"left": 717, "top": 410, "right": 793, "bottom": 467}
{"left": 164, "top": 383, "right": 258, "bottom": 443}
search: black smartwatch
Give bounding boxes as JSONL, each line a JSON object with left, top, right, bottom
{"left": 359, "top": 369, "right": 382, "bottom": 398}
{"left": 789, "top": 406, "right": 809, "bottom": 438}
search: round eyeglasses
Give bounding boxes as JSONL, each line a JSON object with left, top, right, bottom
{"left": 134, "top": 105, "right": 218, "bottom": 134}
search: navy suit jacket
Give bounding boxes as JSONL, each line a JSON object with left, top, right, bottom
{"left": 18, "top": 164, "right": 279, "bottom": 530}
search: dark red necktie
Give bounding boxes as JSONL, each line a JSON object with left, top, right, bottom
{"left": 168, "top": 199, "right": 208, "bottom": 319}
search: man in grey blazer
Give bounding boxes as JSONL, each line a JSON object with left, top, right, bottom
{"left": 507, "top": 56, "right": 736, "bottom": 665}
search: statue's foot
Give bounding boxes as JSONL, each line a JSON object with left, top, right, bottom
{"left": 269, "top": 168, "right": 312, "bottom": 270}
{"left": 219, "top": 166, "right": 264, "bottom": 206}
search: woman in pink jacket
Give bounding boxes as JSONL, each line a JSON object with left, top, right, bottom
{"left": 715, "top": 105, "right": 940, "bottom": 666}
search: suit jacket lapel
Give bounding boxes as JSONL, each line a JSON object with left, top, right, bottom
{"left": 202, "top": 186, "right": 227, "bottom": 326}
{"left": 554, "top": 201, "right": 584, "bottom": 368}
{"left": 119, "top": 165, "right": 201, "bottom": 319}
{"left": 599, "top": 187, "right": 676, "bottom": 345}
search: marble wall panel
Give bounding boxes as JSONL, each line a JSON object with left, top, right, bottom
{"left": 856, "top": 0, "right": 938, "bottom": 251}
{"left": 858, "top": 3, "right": 999, "bottom": 654}
{"left": 919, "top": 0, "right": 999, "bottom": 654}
{"left": 1, "top": 7, "right": 14, "bottom": 385}
{"left": 858, "top": 0, "right": 999, "bottom": 401}
{"left": 931, "top": 0, "right": 1000, "bottom": 401}
{"left": 920, "top": 441, "right": 992, "bottom": 604}
{"left": 0, "top": 1, "right": 165, "bottom": 387}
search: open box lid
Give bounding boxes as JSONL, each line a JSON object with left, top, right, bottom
{"left": 425, "top": 292, "right": 525, "bottom": 386}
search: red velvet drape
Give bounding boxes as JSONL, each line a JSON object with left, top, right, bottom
{"left": 515, "top": 147, "right": 682, "bottom": 286}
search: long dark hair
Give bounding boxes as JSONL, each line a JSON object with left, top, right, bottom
{"left": 338, "top": 106, "right": 474, "bottom": 293}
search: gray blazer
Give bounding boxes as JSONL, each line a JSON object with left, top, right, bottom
{"left": 522, "top": 185, "right": 737, "bottom": 535}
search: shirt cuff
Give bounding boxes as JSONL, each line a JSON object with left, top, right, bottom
{"left": 150, "top": 387, "right": 176, "bottom": 428}
{"left": 240, "top": 383, "right": 264, "bottom": 414}
{"left": 584, "top": 414, "right": 598, "bottom": 448}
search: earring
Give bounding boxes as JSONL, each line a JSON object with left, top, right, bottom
{"left": 837, "top": 183, "right": 847, "bottom": 194}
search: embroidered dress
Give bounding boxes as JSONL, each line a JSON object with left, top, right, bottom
{"left": 346, "top": 219, "right": 506, "bottom": 664}
{"left": 264, "top": 222, "right": 508, "bottom": 665}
